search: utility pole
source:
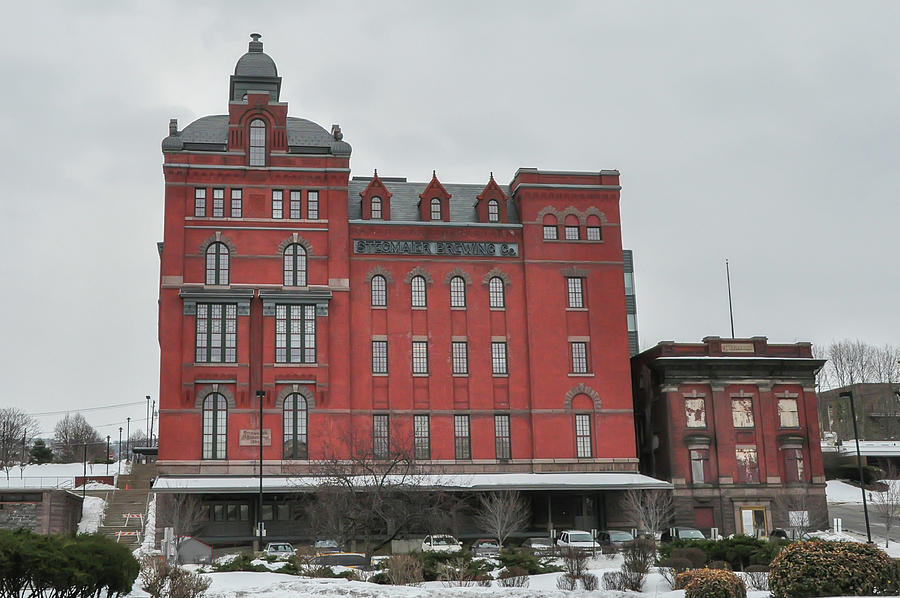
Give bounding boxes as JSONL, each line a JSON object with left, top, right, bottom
{"left": 145, "top": 395, "right": 151, "bottom": 444}
{"left": 126, "top": 417, "right": 131, "bottom": 459}
{"left": 106, "top": 436, "right": 110, "bottom": 475}
{"left": 118, "top": 427, "right": 122, "bottom": 477}
{"left": 82, "top": 443, "right": 87, "bottom": 500}
{"left": 256, "top": 390, "right": 266, "bottom": 549}
{"left": 150, "top": 400, "right": 156, "bottom": 447}
{"left": 842, "top": 390, "right": 873, "bottom": 543}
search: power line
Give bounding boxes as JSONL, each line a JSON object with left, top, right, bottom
{"left": 24, "top": 401, "right": 145, "bottom": 417}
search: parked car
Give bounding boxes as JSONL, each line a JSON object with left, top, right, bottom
{"left": 313, "top": 539, "right": 340, "bottom": 553}
{"left": 471, "top": 538, "right": 500, "bottom": 558}
{"left": 310, "top": 552, "right": 371, "bottom": 570}
{"left": 264, "top": 542, "right": 295, "bottom": 559}
{"left": 521, "top": 536, "right": 555, "bottom": 555}
{"left": 597, "top": 530, "right": 634, "bottom": 548}
{"left": 660, "top": 527, "right": 706, "bottom": 542}
{"left": 556, "top": 529, "right": 597, "bottom": 551}
{"left": 422, "top": 534, "right": 463, "bottom": 553}
{"left": 769, "top": 528, "right": 811, "bottom": 541}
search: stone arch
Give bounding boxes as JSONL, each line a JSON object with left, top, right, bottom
{"left": 444, "top": 267, "right": 473, "bottom": 285}
{"left": 275, "top": 384, "right": 316, "bottom": 410}
{"left": 560, "top": 206, "right": 586, "bottom": 226}
{"left": 564, "top": 383, "right": 602, "bottom": 410}
{"left": 365, "top": 266, "right": 394, "bottom": 285}
{"left": 481, "top": 268, "right": 511, "bottom": 287}
{"left": 583, "top": 206, "right": 609, "bottom": 224}
{"left": 535, "top": 206, "right": 561, "bottom": 223}
{"left": 404, "top": 266, "right": 434, "bottom": 285}
{"left": 276, "top": 233, "right": 314, "bottom": 255}
{"left": 198, "top": 231, "right": 237, "bottom": 256}
{"left": 193, "top": 384, "right": 237, "bottom": 409}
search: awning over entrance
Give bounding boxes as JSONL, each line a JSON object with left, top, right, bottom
{"left": 153, "top": 472, "right": 671, "bottom": 493}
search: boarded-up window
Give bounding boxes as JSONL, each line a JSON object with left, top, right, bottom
{"left": 778, "top": 399, "right": 800, "bottom": 428}
{"left": 690, "top": 449, "right": 709, "bottom": 483}
{"left": 736, "top": 448, "right": 760, "bottom": 484}
{"left": 684, "top": 398, "right": 706, "bottom": 428}
{"left": 731, "top": 398, "right": 754, "bottom": 428}
{"left": 784, "top": 448, "right": 804, "bottom": 482}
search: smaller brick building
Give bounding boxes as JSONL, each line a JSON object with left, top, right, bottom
{"left": 632, "top": 337, "right": 827, "bottom": 536}
{"left": 0, "top": 490, "right": 83, "bottom": 535}
{"left": 818, "top": 383, "right": 900, "bottom": 443}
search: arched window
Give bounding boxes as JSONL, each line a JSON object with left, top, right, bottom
{"left": 205, "top": 242, "right": 229, "bottom": 285}
{"left": 371, "top": 275, "right": 387, "bottom": 307}
{"left": 564, "top": 214, "right": 580, "bottom": 240}
{"left": 371, "top": 196, "right": 383, "bottom": 220}
{"left": 411, "top": 275, "right": 427, "bottom": 307}
{"left": 489, "top": 277, "right": 505, "bottom": 308}
{"left": 542, "top": 214, "right": 558, "bottom": 240}
{"left": 487, "top": 200, "right": 499, "bottom": 222}
{"left": 202, "top": 393, "right": 227, "bottom": 460}
{"left": 249, "top": 119, "right": 266, "bottom": 166}
{"left": 430, "top": 198, "right": 441, "bottom": 221}
{"left": 283, "top": 393, "right": 308, "bottom": 459}
{"left": 450, "top": 276, "right": 466, "bottom": 308}
{"left": 586, "top": 214, "right": 602, "bottom": 241}
{"left": 283, "top": 244, "right": 307, "bottom": 286}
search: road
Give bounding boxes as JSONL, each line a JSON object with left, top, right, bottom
{"left": 828, "top": 502, "right": 894, "bottom": 543}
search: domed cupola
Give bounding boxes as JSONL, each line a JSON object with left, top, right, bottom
{"left": 229, "top": 33, "right": 282, "bottom": 102}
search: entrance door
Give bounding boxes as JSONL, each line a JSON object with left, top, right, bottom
{"left": 740, "top": 507, "right": 767, "bottom": 538}
{"left": 573, "top": 495, "right": 598, "bottom": 531}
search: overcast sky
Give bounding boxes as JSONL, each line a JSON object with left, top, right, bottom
{"left": 1, "top": 1, "right": 897, "bottom": 436}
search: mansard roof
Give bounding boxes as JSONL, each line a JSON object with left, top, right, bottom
{"left": 348, "top": 177, "right": 519, "bottom": 224}
{"left": 163, "top": 115, "right": 351, "bottom": 155}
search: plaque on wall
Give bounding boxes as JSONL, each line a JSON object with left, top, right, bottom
{"left": 721, "top": 342, "right": 754, "bottom": 353}
{"left": 239, "top": 429, "right": 272, "bottom": 446}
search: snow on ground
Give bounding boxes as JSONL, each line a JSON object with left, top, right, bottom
{"left": 77, "top": 495, "right": 106, "bottom": 534}
{"left": 74, "top": 481, "right": 118, "bottom": 490}
{"left": 0, "top": 460, "right": 131, "bottom": 488}
{"left": 134, "top": 492, "right": 157, "bottom": 557}
{"left": 826, "top": 478, "right": 900, "bottom": 504}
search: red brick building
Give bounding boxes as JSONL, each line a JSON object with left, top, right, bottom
{"left": 632, "top": 337, "right": 828, "bottom": 537}
{"left": 154, "top": 36, "right": 665, "bottom": 544}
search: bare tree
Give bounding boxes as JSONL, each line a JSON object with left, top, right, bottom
{"left": 773, "top": 493, "right": 811, "bottom": 539}
{"left": 818, "top": 340, "right": 900, "bottom": 390}
{"left": 157, "top": 493, "right": 207, "bottom": 538}
{"left": 621, "top": 489, "right": 673, "bottom": 539}
{"left": 0, "top": 408, "right": 39, "bottom": 479}
{"left": 869, "top": 464, "right": 900, "bottom": 547}
{"left": 305, "top": 430, "right": 446, "bottom": 562}
{"left": 472, "top": 490, "right": 530, "bottom": 549}
{"left": 53, "top": 413, "right": 103, "bottom": 462}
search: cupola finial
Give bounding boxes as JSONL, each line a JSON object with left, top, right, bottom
{"left": 249, "top": 33, "right": 263, "bottom": 52}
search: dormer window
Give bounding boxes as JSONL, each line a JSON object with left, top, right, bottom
{"left": 488, "top": 200, "right": 499, "bottom": 222}
{"left": 371, "top": 197, "right": 383, "bottom": 220}
{"left": 430, "top": 198, "right": 441, "bottom": 221}
{"left": 249, "top": 119, "right": 266, "bottom": 166}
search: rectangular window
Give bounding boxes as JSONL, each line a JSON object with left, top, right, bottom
{"left": 451, "top": 341, "right": 468, "bottom": 375}
{"left": 575, "top": 413, "right": 592, "bottom": 458}
{"left": 495, "top": 414, "right": 511, "bottom": 460}
{"left": 684, "top": 397, "right": 707, "bottom": 428}
{"left": 289, "top": 190, "right": 302, "bottom": 219}
{"left": 212, "top": 188, "right": 225, "bottom": 217}
{"left": 491, "top": 342, "right": 508, "bottom": 375}
{"left": 736, "top": 448, "right": 760, "bottom": 484}
{"left": 275, "top": 304, "right": 316, "bottom": 363}
{"left": 195, "top": 303, "right": 237, "bottom": 363}
{"left": 627, "top": 313, "right": 637, "bottom": 332}
{"left": 565, "top": 225, "right": 580, "bottom": 240}
{"left": 412, "top": 341, "right": 428, "bottom": 374}
{"left": 690, "top": 449, "right": 709, "bottom": 484}
{"left": 543, "top": 225, "right": 558, "bottom": 240}
{"left": 194, "top": 188, "right": 206, "bottom": 217}
{"left": 586, "top": 226, "right": 602, "bottom": 241}
{"left": 784, "top": 448, "right": 804, "bottom": 482}
{"left": 230, "top": 189, "right": 242, "bottom": 218}
{"left": 307, "top": 191, "right": 319, "bottom": 219}
{"left": 778, "top": 398, "right": 800, "bottom": 428}
{"left": 731, "top": 398, "right": 755, "bottom": 428}
{"left": 372, "top": 340, "right": 387, "bottom": 374}
{"left": 571, "top": 342, "right": 588, "bottom": 373}
{"left": 454, "top": 414, "right": 471, "bottom": 460}
{"left": 414, "top": 414, "right": 430, "bottom": 460}
{"left": 567, "top": 277, "right": 584, "bottom": 308}
{"left": 373, "top": 414, "right": 389, "bottom": 459}
{"left": 624, "top": 272, "right": 635, "bottom": 295}
{"left": 272, "top": 190, "right": 283, "bottom": 219}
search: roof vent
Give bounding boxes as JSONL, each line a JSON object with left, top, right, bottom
{"left": 248, "top": 33, "right": 263, "bottom": 53}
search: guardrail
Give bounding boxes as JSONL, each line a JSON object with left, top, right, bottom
{"left": 0, "top": 476, "right": 75, "bottom": 489}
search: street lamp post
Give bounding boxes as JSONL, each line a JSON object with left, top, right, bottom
{"left": 145, "top": 395, "right": 151, "bottom": 446}
{"left": 841, "top": 390, "right": 873, "bottom": 543}
{"left": 126, "top": 417, "right": 131, "bottom": 460}
{"left": 256, "top": 390, "right": 266, "bottom": 545}
{"left": 106, "top": 436, "right": 110, "bottom": 475}
{"left": 82, "top": 443, "right": 87, "bottom": 500}
{"left": 118, "top": 427, "right": 122, "bottom": 477}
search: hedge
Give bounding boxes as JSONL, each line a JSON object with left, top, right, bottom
{"left": 677, "top": 569, "right": 747, "bottom": 598}
{"left": 769, "top": 540, "right": 898, "bottom": 598}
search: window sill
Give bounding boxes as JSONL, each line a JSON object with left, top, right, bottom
{"left": 568, "top": 373, "right": 594, "bottom": 377}
{"left": 372, "top": 373, "right": 388, "bottom": 377}
{"left": 411, "top": 306, "right": 427, "bottom": 311}
{"left": 566, "top": 307, "right": 588, "bottom": 312}
{"left": 412, "top": 373, "right": 429, "bottom": 377}
{"left": 194, "top": 362, "right": 240, "bottom": 367}
{"left": 272, "top": 363, "right": 319, "bottom": 367}
{"left": 371, "top": 306, "right": 387, "bottom": 310}
{"left": 778, "top": 426, "right": 802, "bottom": 430}
{"left": 489, "top": 307, "right": 506, "bottom": 312}
{"left": 450, "top": 306, "right": 466, "bottom": 311}
{"left": 452, "top": 374, "right": 469, "bottom": 378}
{"left": 492, "top": 374, "right": 509, "bottom": 378}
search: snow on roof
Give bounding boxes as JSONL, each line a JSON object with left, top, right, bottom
{"left": 153, "top": 472, "right": 671, "bottom": 493}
